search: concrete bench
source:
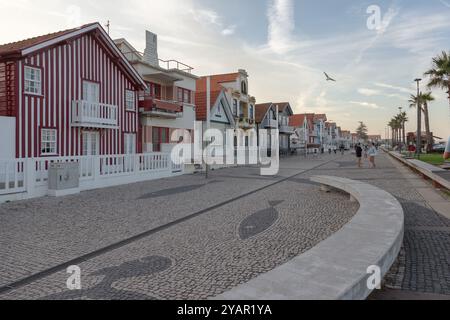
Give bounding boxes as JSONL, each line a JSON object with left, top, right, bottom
{"left": 388, "top": 152, "right": 450, "bottom": 190}
{"left": 408, "top": 159, "right": 445, "bottom": 173}
{"left": 214, "top": 176, "right": 404, "bottom": 300}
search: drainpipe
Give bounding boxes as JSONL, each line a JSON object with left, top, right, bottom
{"left": 205, "top": 77, "right": 211, "bottom": 179}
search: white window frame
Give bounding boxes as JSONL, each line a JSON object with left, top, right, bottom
{"left": 41, "top": 128, "right": 58, "bottom": 156}
{"left": 24, "top": 66, "right": 42, "bottom": 95}
{"left": 125, "top": 90, "right": 136, "bottom": 111}
{"left": 82, "top": 81, "right": 100, "bottom": 103}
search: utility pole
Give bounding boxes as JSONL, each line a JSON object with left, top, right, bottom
{"left": 414, "top": 78, "right": 422, "bottom": 159}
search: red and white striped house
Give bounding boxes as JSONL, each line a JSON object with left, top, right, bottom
{"left": 0, "top": 23, "right": 146, "bottom": 159}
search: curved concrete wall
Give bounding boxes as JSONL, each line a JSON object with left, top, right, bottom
{"left": 214, "top": 176, "right": 404, "bottom": 300}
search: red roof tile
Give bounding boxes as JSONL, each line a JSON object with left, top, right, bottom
{"left": 195, "top": 90, "right": 223, "bottom": 121}
{"left": 290, "top": 114, "right": 307, "bottom": 128}
{"left": 0, "top": 23, "right": 98, "bottom": 57}
{"left": 255, "top": 103, "right": 273, "bottom": 123}
{"left": 196, "top": 73, "right": 239, "bottom": 92}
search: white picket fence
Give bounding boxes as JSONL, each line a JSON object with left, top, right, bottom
{"left": 0, "top": 152, "right": 184, "bottom": 202}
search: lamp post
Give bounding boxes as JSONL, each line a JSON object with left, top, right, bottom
{"left": 414, "top": 78, "right": 422, "bottom": 159}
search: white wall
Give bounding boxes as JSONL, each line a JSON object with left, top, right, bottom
{"left": 0, "top": 117, "right": 15, "bottom": 159}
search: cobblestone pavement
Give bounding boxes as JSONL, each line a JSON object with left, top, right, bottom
{"left": 0, "top": 154, "right": 359, "bottom": 299}
{"left": 1, "top": 151, "right": 449, "bottom": 300}
{"left": 301, "top": 152, "right": 450, "bottom": 298}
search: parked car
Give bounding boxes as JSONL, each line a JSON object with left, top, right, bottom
{"left": 432, "top": 144, "right": 446, "bottom": 152}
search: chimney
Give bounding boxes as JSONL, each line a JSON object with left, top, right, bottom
{"left": 144, "top": 30, "right": 159, "bottom": 66}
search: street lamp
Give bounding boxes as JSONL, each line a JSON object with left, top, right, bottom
{"left": 414, "top": 78, "right": 422, "bottom": 159}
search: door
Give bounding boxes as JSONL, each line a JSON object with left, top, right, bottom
{"left": 124, "top": 133, "right": 136, "bottom": 154}
{"left": 152, "top": 127, "right": 169, "bottom": 152}
{"left": 82, "top": 131, "right": 99, "bottom": 156}
{"left": 123, "top": 133, "right": 136, "bottom": 172}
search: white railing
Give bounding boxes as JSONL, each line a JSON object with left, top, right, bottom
{"left": 71, "top": 100, "right": 118, "bottom": 128}
{"left": 263, "top": 118, "right": 278, "bottom": 128}
{"left": 34, "top": 156, "right": 95, "bottom": 186}
{"left": 0, "top": 152, "right": 184, "bottom": 203}
{"left": 0, "top": 159, "right": 26, "bottom": 195}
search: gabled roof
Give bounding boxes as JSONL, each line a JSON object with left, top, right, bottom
{"left": 290, "top": 114, "right": 307, "bottom": 128}
{"left": 0, "top": 23, "right": 97, "bottom": 57}
{"left": 305, "top": 113, "right": 316, "bottom": 128}
{"left": 255, "top": 103, "right": 273, "bottom": 124}
{"left": 0, "top": 22, "right": 146, "bottom": 88}
{"left": 275, "top": 102, "right": 293, "bottom": 115}
{"left": 195, "top": 89, "right": 235, "bottom": 126}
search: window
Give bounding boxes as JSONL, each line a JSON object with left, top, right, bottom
{"left": 41, "top": 129, "right": 57, "bottom": 155}
{"left": 249, "top": 105, "right": 254, "bottom": 119}
{"left": 177, "top": 88, "right": 191, "bottom": 103}
{"left": 125, "top": 90, "right": 135, "bottom": 111}
{"left": 82, "top": 81, "right": 99, "bottom": 103}
{"left": 233, "top": 99, "right": 238, "bottom": 116}
{"left": 241, "top": 81, "right": 247, "bottom": 94}
{"left": 24, "top": 66, "right": 42, "bottom": 95}
{"left": 144, "top": 82, "right": 161, "bottom": 99}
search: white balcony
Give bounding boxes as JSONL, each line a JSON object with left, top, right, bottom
{"left": 262, "top": 118, "right": 278, "bottom": 129}
{"left": 279, "top": 125, "right": 295, "bottom": 134}
{"left": 71, "top": 101, "right": 118, "bottom": 129}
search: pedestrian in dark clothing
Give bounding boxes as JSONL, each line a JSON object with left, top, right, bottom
{"left": 355, "top": 143, "right": 363, "bottom": 168}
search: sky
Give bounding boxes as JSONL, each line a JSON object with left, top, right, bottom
{"left": 0, "top": 0, "right": 449, "bottom": 139}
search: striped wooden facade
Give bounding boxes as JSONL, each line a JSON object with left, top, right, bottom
{"left": 0, "top": 24, "right": 145, "bottom": 159}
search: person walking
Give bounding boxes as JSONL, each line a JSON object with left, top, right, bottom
{"left": 339, "top": 143, "right": 345, "bottom": 155}
{"left": 368, "top": 143, "right": 378, "bottom": 168}
{"left": 355, "top": 143, "right": 363, "bottom": 168}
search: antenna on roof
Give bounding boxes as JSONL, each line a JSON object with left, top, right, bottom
{"left": 105, "top": 20, "right": 110, "bottom": 34}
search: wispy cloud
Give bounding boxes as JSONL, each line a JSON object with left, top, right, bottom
{"left": 190, "top": 8, "right": 236, "bottom": 37}
{"left": 374, "top": 82, "right": 413, "bottom": 94}
{"left": 358, "top": 88, "right": 380, "bottom": 96}
{"left": 354, "top": 5, "right": 400, "bottom": 64}
{"left": 267, "top": 0, "right": 295, "bottom": 54}
{"left": 349, "top": 101, "right": 382, "bottom": 109}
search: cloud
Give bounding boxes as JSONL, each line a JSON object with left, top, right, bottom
{"left": 358, "top": 88, "right": 380, "bottom": 96}
{"left": 349, "top": 101, "right": 382, "bottom": 109}
{"left": 354, "top": 5, "right": 400, "bottom": 64}
{"left": 374, "top": 82, "right": 413, "bottom": 94}
{"left": 221, "top": 25, "right": 236, "bottom": 36}
{"left": 267, "top": 0, "right": 295, "bottom": 54}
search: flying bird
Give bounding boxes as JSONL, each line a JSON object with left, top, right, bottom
{"left": 324, "top": 72, "right": 336, "bottom": 82}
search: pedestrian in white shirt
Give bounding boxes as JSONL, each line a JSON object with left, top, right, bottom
{"left": 368, "top": 143, "right": 378, "bottom": 168}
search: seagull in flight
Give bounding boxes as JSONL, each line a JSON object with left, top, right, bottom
{"left": 324, "top": 72, "right": 336, "bottom": 82}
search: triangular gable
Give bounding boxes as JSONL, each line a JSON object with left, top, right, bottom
{"left": 210, "top": 91, "right": 235, "bottom": 126}
{"left": 1, "top": 23, "right": 146, "bottom": 89}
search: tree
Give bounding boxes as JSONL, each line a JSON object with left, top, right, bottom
{"left": 424, "top": 51, "right": 450, "bottom": 108}
{"left": 397, "top": 112, "right": 408, "bottom": 146}
{"left": 409, "top": 92, "right": 435, "bottom": 153}
{"left": 356, "top": 121, "right": 368, "bottom": 141}
{"left": 421, "top": 92, "right": 435, "bottom": 152}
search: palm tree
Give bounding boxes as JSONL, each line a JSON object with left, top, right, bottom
{"left": 409, "top": 93, "right": 435, "bottom": 152}
{"left": 398, "top": 112, "right": 408, "bottom": 146}
{"left": 388, "top": 119, "right": 396, "bottom": 147}
{"left": 424, "top": 51, "right": 450, "bottom": 108}
{"left": 420, "top": 92, "right": 435, "bottom": 152}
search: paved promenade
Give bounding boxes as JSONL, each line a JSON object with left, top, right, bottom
{"left": 0, "top": 151, "right": 449, "bottom": 300}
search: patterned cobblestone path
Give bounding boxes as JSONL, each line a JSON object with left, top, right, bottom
{"left": 0, "top": 151, "right": 449, "bottom": 300}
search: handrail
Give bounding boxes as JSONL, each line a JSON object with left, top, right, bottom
{"left": 120, "top": 50, "right": 193, "bottom": 73}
